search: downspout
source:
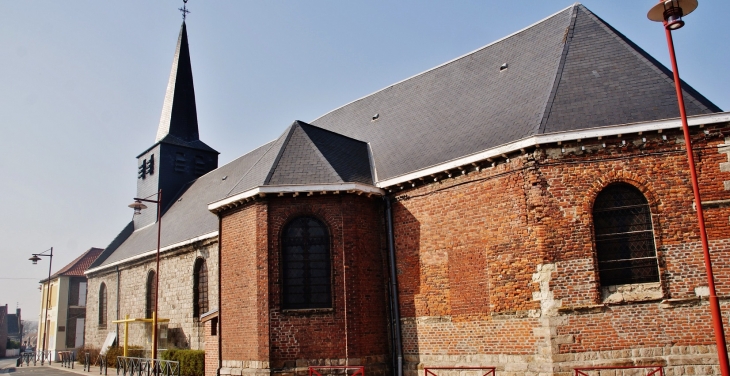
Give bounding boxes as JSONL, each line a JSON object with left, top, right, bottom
{"left": 217, "top": 214, "right": 223, "bottom": 376}
{"left": 384, "top": 197, "right": 403, "bottom": 376}
{"left": 116, "top": 266, "right": 120, "bottom": 345}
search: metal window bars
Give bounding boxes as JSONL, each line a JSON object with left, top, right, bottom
{"left": 116, "top": 356, "right": 180, "bottom": 376}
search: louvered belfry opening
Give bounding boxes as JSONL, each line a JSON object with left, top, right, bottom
{"left": 146, "top": 270, "right": 157, "bottom": 319}
{"left": 193, "top": 259, "right": 209, "bottom": 318}
{"left": 282, "top": 217, "right": 332, "bottom": 309}
{"left": 593, "top": 183, "right": 660, "bottom": 286}
{"left": 99, "top": 283, "right": 107, "bottom": 327}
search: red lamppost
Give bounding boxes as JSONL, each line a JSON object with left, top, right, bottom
{"left": 648, "top": 1, "right": 730, "bottom": 374}
{"left": 128, "top": 189, "right": 162, "bottom": 361}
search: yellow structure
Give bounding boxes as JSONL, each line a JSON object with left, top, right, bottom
{"left": 112, "top": 314, "right": 169, "bottom": 357}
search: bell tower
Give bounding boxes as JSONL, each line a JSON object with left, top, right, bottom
{"left": 135, "top": 21, "right": 219, "bottom": 229}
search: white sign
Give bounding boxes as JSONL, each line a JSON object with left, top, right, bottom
{"left": 100, "top": 332, "right": 116, "bottom": 355}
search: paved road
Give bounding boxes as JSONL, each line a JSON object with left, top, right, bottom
{"left": 0, "top": 359, "right": 97, "bottom": 376}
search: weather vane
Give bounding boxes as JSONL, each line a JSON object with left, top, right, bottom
{"left": 179, "top": 0, "right": 190, "bottom": 21}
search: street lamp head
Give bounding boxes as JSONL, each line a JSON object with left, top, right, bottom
{"left": 128, "top": 200, "right": 148, "bottom": 215}
{"left": 648, "top": 0, "right": 698, "bottom": 30}
{"left": 29, "top": 255, "right": 41, "bottom": 264}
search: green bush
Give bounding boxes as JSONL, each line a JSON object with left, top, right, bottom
{"left": 161, "top": 349, "right": 205, "bottom": 376}
{"left": 6, "top": 338, "right": 20, "bottom": 349}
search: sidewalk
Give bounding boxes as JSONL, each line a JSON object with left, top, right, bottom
{"left": 0, "top": 357, "right": 19, "bottom": 373}
{"left": 13, "top": 359, "right": 108, "bottom": 376}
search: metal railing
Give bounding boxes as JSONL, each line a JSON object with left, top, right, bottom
{"left": 116, "top": 356, "right": 180, "bottom": 376}
{"left": 424, "top": 367, "right": 496, "bottom": 376}
{"left": 309, "top": 366, "right": 365, "bottom": 376}
{"left": 575, "top": 366, "right": 664, "bottom": 376}
{"left": 18, "top": 352, "right": 36, "bottom": 367}
{"left": 58, "top": 350, "right": 76, "bottom": 369}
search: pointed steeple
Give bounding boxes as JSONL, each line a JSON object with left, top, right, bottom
{"left": 134, "top": 20, "right": 218, "bottom": 230}
{"left": 156, "top": 22, "right": 199, "bottom": 143}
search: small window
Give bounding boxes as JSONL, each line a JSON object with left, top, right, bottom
{"left": 147, "top": 154, "right": 155, "bottom": 176}
{"left": 210, "top": 317, "right": 218, "bottom": 336}
{"left": 146, "top": 270, "right": 157, "bottom": 319}
{"left": 194, "top": 155, "right": 206, "bottom": 176}
{"left": 98, "top": 283, "right": 107, "bottom": 327}
{"left": 175, "top": 153, "right": 186, "bottom": 173}
{"left": 593, "top": 183, "right": 659, "bottom": 286}
{"left": 193, "top": 259, "right": 209, "bottom": 318}
{"left": 282, "top": 216, "right": 332, "bottom": 309}
{"left": 138, "top": 159, "right": 147, "bottom": 179}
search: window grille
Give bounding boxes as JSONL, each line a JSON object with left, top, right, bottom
{"left": 593, "top": 183, "right": 659, "bottom": 286}
{"left": 99, "top": 283, "right": 107, "bottom": 327}
{"left": 193, "top": 259, "right": 209, "bottom": 318}
{"left": 146, "top": 271, "right": 157, "bottom": 319}
{"left": 282, "top": 216, "right": 332, "bottom": 309}
{"left": 175, "top": 153, "right": 186, "bottom": 173}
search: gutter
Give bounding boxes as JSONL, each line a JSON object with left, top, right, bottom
{"left": 85, "top": 231, "right": 219, "bottom": 275}
{"left": 376, "top": 111, "right": 730, "bottom": 189}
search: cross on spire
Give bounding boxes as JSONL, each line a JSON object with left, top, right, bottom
{"left": 179, "top": 0, "right": 190, "bottom": 21}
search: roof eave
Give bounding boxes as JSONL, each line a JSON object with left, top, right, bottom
{"left": 375, "top": 111, "right": 730, "bottom": 189}
{"left": 208, "top": 183, "right": 385, "bottom": 213}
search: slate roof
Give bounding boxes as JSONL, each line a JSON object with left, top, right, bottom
{"left": 91, "top": 3, "right": 722, "bottom": 271}
{"left": 143, "top": 22, "right": 217, "bottom": 157}
{"left": 97, "top": 121, "right": 372, "bottom": 268}
{"left": 310, "top": 4, "right": 720, "bottom": 181}
{"left": 42, "top": 247, "right": 103, "bottom": 282}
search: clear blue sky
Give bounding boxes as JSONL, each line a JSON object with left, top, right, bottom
{"left": 1, "top": 1, "right": 728, "bottom": 322}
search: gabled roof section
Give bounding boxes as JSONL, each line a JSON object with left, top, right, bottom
{"left": 42, "top": 247, "right": 103, "bottom": 282}
{"left": 153, "top": 22, "right": 216, "bottom": 154}
{"left": 266, "top": 121, "right": 373, "bottom": 186}
{"left": 539, "top": 5, "right": 720, "bottom": 134}
{"left": 311, "top": 3, "right": 720, "bottom": 182}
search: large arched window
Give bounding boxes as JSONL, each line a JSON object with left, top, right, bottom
{"left": 146, "top": 270, "right": 157, "bottom": 319}
{"left": 282, "top": 216, "right": 332, "bottom": 309}
{"left": 193, "top": 259, "right": 209, "bottom": 318}
{"left": 98, "top": 283, "right": 107, "bottom": 327}
{"left": 593, "top": 183, "right": 659, "bottom": 286}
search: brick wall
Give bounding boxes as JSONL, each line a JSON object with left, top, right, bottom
{"left": 388, "top": 124, "right": 730, "bottom": 374}
{"left": 219, "top": 194, "right": 389, "bottom": 375}
{"left": 85, "top": 236, "right": 218, "bottom": 353}
{"left": 204, "top": 317, "right": 219, "bottom": 376}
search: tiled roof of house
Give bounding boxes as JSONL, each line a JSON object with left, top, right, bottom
{"left": 43, "top": 247, "right": 103, "bottom": 282}
{"left": 90, "top": 3, "right": 722, "bottom": 271}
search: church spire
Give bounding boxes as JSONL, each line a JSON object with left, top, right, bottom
{"left": 155, "top": 21, "right": 199, "bottom": 143}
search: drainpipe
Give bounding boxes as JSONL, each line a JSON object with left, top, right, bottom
{"left": 116, "top": 266, "right": 120, "bottom": 345}
{"left": 217, "top": 214, "right": 223, "bottom": 376}
{"left": 384, "top": 197, "right": 403, "bottom": 376}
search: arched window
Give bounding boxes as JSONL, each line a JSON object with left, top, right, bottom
{"left": 593, "top": 183, "right": 659, "bottom": 286}
{"left": 193, "top": 259, "right": 209, "bottom": 318}
{"left": 98, "top": 283, "right": 107, "bottom": 327}
{"left": 282, "top": 216, "right": 331, "bottom": 309}
{"left": 146, "top": 270, "right": 157, "bottom": 319}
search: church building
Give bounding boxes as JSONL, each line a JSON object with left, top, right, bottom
{"left": 85, "top": 4, "right": 730, "bottom": 376}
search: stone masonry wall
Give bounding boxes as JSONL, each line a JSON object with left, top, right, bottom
{"left": 85, "top": 236, "right": 219, "bottom": 353}
{"left": 389, "top": 124, "right": 730, "bottom": 375}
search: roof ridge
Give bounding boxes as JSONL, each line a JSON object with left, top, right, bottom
{"left": 536, "top": 4, "right": 580, "bottom": 135}
{"left": 309, "top": 4, "right": 578, "bottom": 124}
{"left": 225, "top": 136, "right": 284, "bottom": 196}
{"left": 578, "top": 5, "right": 721, "bottom": 112}
{"left": 263, "top": 123, "right": 299, "bottom": 185}
{"left": 295, "top": 124, "right": 345, "bottom": 183}
{"left": 296, "top": 120, "right": 368, "bottom": 144}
